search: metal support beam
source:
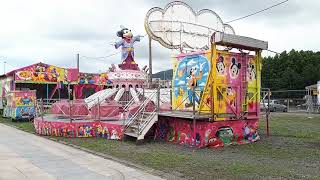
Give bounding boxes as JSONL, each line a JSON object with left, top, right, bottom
{"left": 192, "top": 88, "right": 196, "bottom": 146}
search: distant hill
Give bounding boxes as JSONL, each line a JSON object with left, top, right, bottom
{"left": 152, "top": 69, "right": 173, "bottom": 80}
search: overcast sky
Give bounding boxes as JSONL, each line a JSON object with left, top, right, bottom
{"left": 0, "top": 0, "right": 319, "bottom": 74}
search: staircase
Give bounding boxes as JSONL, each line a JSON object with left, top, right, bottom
{"left": 124, "top": 90, "right": 158, "bottom": 140}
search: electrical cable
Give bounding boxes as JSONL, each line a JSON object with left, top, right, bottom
{"left": 266, "top": 49, "right": 280, "bottom": 54}
{"left": 80, "top": 51, "right": 120, "bottom": 62}
{"left": 81, "top": 33, "right": 148, "bottom": 62}
{"left": 226, "top": 0, "right": 289, "bottom": 23}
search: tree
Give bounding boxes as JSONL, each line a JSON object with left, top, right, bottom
{"left": 262, "top": 49, "right": 320, "bottom": 90}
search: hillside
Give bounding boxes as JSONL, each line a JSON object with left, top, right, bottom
{"left": 152, "top": 69, "right": 173, "bottom": 80}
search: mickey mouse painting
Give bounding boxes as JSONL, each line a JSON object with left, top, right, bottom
{"left": 114, "top": 26, "right": 141, "bottom": 70}
{"left": 229, "top": 57, "right": 241, "bottom": 79}
{"left": 216, "top": 55, "right": 225, "bottom": 75}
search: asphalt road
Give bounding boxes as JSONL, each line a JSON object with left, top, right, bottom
{"left": 0, "top": 124, "right": 163, "bottom": 180}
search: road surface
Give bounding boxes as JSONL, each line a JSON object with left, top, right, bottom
{"left": 0, "top": 124, "right": 164, "bottom": 180}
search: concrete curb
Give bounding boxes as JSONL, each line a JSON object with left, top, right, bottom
{"left": 0, "top": 122, "right": 185, "bottom": 180}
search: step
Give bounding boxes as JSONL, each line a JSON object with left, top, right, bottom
{"left": 126, "top": 128, "right": 138, "bottom": 134}
{"left": 124, "top": 132, "right": 139, "bottom": 138}
{"left": 130, "top": 124, "right": 139, "bottom": 129}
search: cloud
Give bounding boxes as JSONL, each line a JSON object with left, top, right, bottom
{"left": 177, "top": 80, "right": 185, "bottom": 85}
{"left": 179, "top": 63, "right": 186, "bottom": 69}
{"left": 203, "top": 72, "right": 209, "bottom": 76}
{"left": 199, "top": 82, "right": 206, "bottom": 86}
{"left": 187, "top": 59, "right": 197, "bottom": 66}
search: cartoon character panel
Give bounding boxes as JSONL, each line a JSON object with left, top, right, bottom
{"left": 15, "top": 106, "right": 35, "bottom": 119}
{"left": 172, "top": 52, "right": 210, "bottom": 110}
{"left": 78, "top": 72, "right": 112, "bottom": 85}
{"left": 15, "top": 63, "right": 69, "bottom": 83}
{"left": 246, "top": 56, "right": 260, "bottom": 113}
{"left": 195, "top": 51, "right": 261, "bottom": 120}
{"left": 13, "top": 91, "right": 36, "bottom": 107}
{"left": 33, "top": 119, "right": 123, "bottom": 139}
{"left": 4, "top": 90, "right": 36, "bottom": 120}
{"left": 199, "top": 52, "right": 245, "bottom": 118}
{"left": 156, "top": 118, "right": 260, "bottom": 148}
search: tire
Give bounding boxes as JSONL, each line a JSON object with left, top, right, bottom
{"left": 283, "top": 108, "right": 287, "bottom": 112}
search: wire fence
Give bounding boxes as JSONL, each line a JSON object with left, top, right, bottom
{"left": 266, "top": 90, "right": 319, "bottom": 113}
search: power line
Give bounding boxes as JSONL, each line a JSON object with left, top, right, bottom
{"left": 267, "top": 49, "right": 280, "bottom": 54}
{"left": 81, "top": 33, "right": 149, "bottom": 62}
{"left": 226, "top": 0, "right": 289, "bottom": 23}
{"left": 81, "top": 51, "right": 120, "bottom": 62}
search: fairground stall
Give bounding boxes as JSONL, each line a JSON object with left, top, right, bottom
{"left": 3, "top": 62, "right": 77, "bottom": 99}
{"left": 145, "top": 1, "right": 268, "bottom": 148}
{"left": 3, "top": 90, "right": 36, "bottom": 121}
{"left": 0, "top": 62, "right": 113, "bottom": 121}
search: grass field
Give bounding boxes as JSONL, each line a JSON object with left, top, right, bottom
{"left": 1, "top": 113, "right": 319, "bottom": 180}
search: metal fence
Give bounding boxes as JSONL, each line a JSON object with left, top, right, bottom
{"left": 34, "top": 88, "right": 319, "bottom": 122}
{"left": 267, "top": 90, "right": 319, "bottom": 113}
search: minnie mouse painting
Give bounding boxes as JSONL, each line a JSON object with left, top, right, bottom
{"left": 247, "top": 62, "right": 256, "bottom": 81}
{"left": 114, "top": 26, "right": 141, "bottom": 70}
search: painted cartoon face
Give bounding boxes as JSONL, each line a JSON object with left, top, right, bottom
{"left": 122, "top": 29, "right": 132, "bottom": 39}
{"left": 247, "top": 63, "right": 256, "bottom": 81}
{"left": 229, "top": 57, "right": 241, "bottom": 79}
{"left": 226, "top": 87, "right": 233, "bottom": 96}
{"left": 103, "top": 127, "right": 109, "bottom": 133}
{"left": 189, "top": 66, "right": 197, "bottom": 76}
{"left": 216, "top": 127, "right": 234, "bottom": 144}
{"left": 216, "top": 56, "right": 225, "bottom": 75}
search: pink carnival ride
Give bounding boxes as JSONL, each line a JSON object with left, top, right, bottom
{"left": 34, "top": 26, "right": 170, "bottom": 141}
{"left": 34, "top": 1, "right": 268, "bottom": 148}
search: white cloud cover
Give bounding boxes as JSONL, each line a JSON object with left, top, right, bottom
{"left": 0, "top": 0, "right": 319, "bottom": 74}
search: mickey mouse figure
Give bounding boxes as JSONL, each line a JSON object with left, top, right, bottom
{"left": 114, "top": 26, "right": 141, "bottom": 70}
{"left": 229, "top": 57, "right": 241, "bottom": 79}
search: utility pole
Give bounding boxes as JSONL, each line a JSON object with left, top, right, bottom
{"left": 76, "top": 53, "right": 80, "bottom": 72}
{"left": 148, "top": 36, "right": 152, "bottom": 88}
{"left": 3, "top": 61, "right": 6, "bottom": 74}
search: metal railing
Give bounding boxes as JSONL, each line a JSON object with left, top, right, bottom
{"left": 124, "top": 90, "right": 157, "bottom": 131}
{"left": 138, "top": 110, "right": 157, "bottom": 134}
